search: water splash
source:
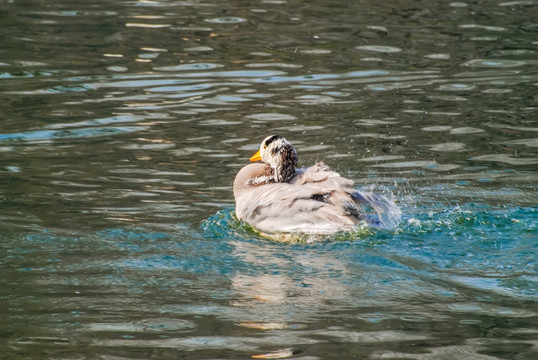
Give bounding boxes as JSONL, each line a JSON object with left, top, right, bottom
{"left": 354, "top": 189, "right": 402, "bottom": 230}
{"left": 202, "top": 186, "right": 402, "bottom": 243}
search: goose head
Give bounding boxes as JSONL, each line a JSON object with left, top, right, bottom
{"left": 249, "top": 135, "right": 298, "bottom": 183}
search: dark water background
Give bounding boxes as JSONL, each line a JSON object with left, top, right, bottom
{"left": 1, "top": 0, "right": 537, "bottom": 359}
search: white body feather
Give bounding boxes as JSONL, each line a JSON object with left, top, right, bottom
{"left": 233, "top": 162, "right": 365, "bottom": 234}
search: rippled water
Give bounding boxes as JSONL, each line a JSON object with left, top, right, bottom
{"left": 1, "top": 0, "right": 537, "bottom": 359}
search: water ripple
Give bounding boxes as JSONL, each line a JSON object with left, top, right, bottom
{"left": 2, "top": 1, "right": 537, "bottom": 359}
{"left": 205, "top": 17, "right": 247, "bottom": 24}
{"left": 0, "top": 126, "right": 147, "bottom": 142}
{"left": 355, "top": 45, "right": 402, "bottom": 53}
{"left": 462, "top": 59, "right": 528, "bottom": 68}
{"left": 154, "top": 63, "right": 224, "bottom": 71}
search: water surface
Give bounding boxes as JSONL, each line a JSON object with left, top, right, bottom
{"left": 1, "top": 0, "right": 537, "bottom": 359}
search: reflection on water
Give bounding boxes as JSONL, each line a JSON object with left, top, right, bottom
{"left": 1, "top": 0, "right": 537, "bottom": 359}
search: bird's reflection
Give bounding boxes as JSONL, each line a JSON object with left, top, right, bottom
{"left": 228, "top": 239, "right": 351, "bottom": 330}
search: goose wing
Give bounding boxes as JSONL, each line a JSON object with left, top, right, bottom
{"left": 235, "top": 163, "right": 364, "bottom": 234}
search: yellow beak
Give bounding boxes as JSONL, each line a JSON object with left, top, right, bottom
{"left": 250, "top": 150, "right": 261, "bottom": 162}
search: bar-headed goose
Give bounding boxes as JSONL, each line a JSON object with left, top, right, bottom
{"left": 233, "top": 135, "right": 369, "bottom": 234}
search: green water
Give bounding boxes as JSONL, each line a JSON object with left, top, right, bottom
{"left": 1, "top": 0, "right": 537, "bottom": 358}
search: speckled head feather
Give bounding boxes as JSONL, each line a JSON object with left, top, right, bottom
{"left": 250, "top": 135, "right": 298, "bottom": 184}
{"left": 264, "top": 135, "right": 281, "bottom": 148}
